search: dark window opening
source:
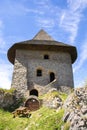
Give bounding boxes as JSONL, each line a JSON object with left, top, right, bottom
{"left": 44, "top": 54, "right": 49, "bottom": 59}
{"left": 50, "top": 72, "right": 55, "bottom": 82}
{"left": 30, "top": 89, "right": 38, "bottom": 96}
{"left": 37, "top": 69, "right": 42, "bottom": 76}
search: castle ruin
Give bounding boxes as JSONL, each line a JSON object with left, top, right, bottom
{"left": 7, "top": 29, "right": 77, "bottom": 98}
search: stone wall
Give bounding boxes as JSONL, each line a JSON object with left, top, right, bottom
{"left": 11, "top": 49, "right": 74, "bottom": 96}
{"left": 11, "top": 50, "right": 28, "bottom": 95}
{"left": 0, "top": 89, "right": 24, "bottom": 111}
{"left": 63, "top": 87, "right": 87, "bottom": 130}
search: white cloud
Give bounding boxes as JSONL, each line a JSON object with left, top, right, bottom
{"left": 0, "top": 36, "right": 6, "bottom": 49}
{"left": 73, "top": 38, "right": 87, "bottom": 72}
{"left": 37, "top": 18, "right": 55, "bottom": 29}
{"left": 0, "top": 1, "right": 27, "bottom": 16}
{"left": 0, "top": 1, "right": 43, "bottom": 17}
{"left": 0, "top": 21, "right": 8, "bottom": 59}
{"left": 60, "top": 10, "right": 80, "bottom": 43}
{"left": 0, "top": 20, "right": 6, "bottom": 52}
{"left": 29, "top": 0, "right": 87, "bottom": 43}
{"left": 25, "top": 8, "right": 44, "bottom": 15}
{"left": 0, "top": 20, "right": 12, "bottom": 89}
{"left": 35, "top": 0, "right": 62, "bottom": 29}
{"left": 59, "top": 0, "right": 87, "bottom": 44}
{"left": 34, "top": 0, "right": 50, "bottom": 6}
{"left": 0, "top": 20, "right": 3, "bottom": 28}
{"left": 67, "top": 0, "right": 87, "bottom": 11}
{"left": 0, "top": 60, "right": 13, "bottom": 89}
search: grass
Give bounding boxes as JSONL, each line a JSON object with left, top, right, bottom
{"left": 0, "top": 109, "right": 30, "bottom": 130}
{"left": 39, "top": 90, "right": 68, "bottom": 102}
{"left": 0, "top": 107, "right": 64, "bottom": 130}
{"left": 27, "top": 107, "right": 64, "bottom": 130}
{"left": 0, "top": 89, "right": 68, "bottom": 130}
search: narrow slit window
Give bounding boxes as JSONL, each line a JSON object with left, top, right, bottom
{"left": 44, "top": 54, "right": 49, "bottom": 59}
{"left": 37, "top": 69, "right": 42, "bottom": 76}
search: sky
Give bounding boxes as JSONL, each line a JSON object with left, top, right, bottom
{"left": 0, "top": 0, "right": 87, "bottom": 89}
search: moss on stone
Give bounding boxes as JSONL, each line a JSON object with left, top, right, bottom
{"left": 39, "top": 90, "right": 67, "bottom": 102}
{"left": 63, "top": 122, "right": 71, "bottom": 130}
{"left": 0, "top": 88, "right": 16, "bottom": 94}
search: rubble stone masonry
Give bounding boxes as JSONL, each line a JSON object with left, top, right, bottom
{"left": 11, "top": 49, "right": 74, "bottom": 96}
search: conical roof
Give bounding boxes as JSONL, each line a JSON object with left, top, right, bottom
{"left": 33, "top": 29, "right": 54, "bottom": 41}
{"left": 7, "top": 29, "right": 77, "bottom": 64}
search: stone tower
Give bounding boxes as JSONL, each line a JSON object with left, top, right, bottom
{"left": 7, "top": 29, "right": 77, "bottom": 97}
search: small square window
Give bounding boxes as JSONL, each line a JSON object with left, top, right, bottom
{"left": 37, "top": 69, "right": 42, "bottom": 76}
{"left": 44, "top": 55, "right": 49, "bottom": 59}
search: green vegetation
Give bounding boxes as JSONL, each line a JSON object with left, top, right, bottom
{"left": 0, "top": 88, "right": 15, "bottom": 94}
{"left": 63, "top": 122, "right": 70, "bottom": 130}
{"left": 0, "top": 109, "right": 29, "bottom": 130}
{"left": 0, "top": 90, "right": 68, "bottom": 129}
{"left": 27, "top": 107, "right": 64, "bottom": 130}
{"left": 39, "top": 90, "right": 67, "bottom": 102}
{"left": 0, "top": 107, "right": 65, "bottom": 130}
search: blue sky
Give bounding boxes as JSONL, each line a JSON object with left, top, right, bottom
{"left": 0, "top": 0, "right": 87, "bottom": 89}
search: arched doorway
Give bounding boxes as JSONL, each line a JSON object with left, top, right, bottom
{"left": 50, "top": 72, "right": 55, "bottom": 82}
{"left": 30, "top": 89, "right": 38, "bottom": 97}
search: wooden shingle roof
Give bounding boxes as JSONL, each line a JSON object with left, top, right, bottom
{"left": 7, "top": 29, "right": 77, "bottom": 64}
